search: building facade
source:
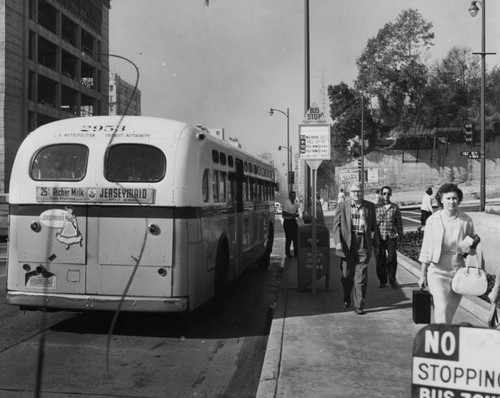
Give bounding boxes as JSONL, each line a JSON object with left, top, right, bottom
{"left": 0, "top": 0, "right": 111, "bottom": 192}
{"left": 109, "top": 72, "right": 141, "bottom": 116}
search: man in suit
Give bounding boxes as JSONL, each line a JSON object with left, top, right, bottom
{"left": 333, "top": 182, "right": 377, "bottom": 315}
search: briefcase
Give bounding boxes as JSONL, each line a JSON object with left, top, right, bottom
{"left": 412, "top": 290, "right": 432, "bottom": 324}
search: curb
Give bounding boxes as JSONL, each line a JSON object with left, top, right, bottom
{"left": 256, "top": 250, "right": 492, "bottom": 398}
{"left": 397, "top": 252, "right": 491, "bottom": 324}
{"left": 256, "top": 256, "right": 290, "bottom": 398}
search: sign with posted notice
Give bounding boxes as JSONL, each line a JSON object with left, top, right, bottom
{"left": 412, "top": 324, "right": 500, "bottom": 398}
{"left": 299, "top": 124, "right": 331, "bottom": 160}
{"left": 299, "top": 102, "right": 330, "bottom": 163}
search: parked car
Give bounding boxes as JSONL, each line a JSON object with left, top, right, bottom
{"left": 274, "top": 202, "right": 282, "bottom": 214}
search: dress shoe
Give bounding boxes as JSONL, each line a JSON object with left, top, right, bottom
{"left": 344, "top": 300, "right": 351, "bottom": 308}
{"left": 379, "top": 283, "right": 386, "bottom": 288}
{"left": 391, "top": 281, "right": 399, "bottom": 289}
{"left": 354, "top": 308, "right": 365, "bottom": 315}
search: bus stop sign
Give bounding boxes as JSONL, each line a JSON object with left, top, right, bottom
{"left": 412, "top": 324, "right": 500, "bottom": 397}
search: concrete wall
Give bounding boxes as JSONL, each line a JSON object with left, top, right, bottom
{"left": 337, "top": 137, "right": 500, "bottom": 196}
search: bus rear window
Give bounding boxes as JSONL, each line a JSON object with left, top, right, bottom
{"left": 31, "top": 144, "right": 88, "bottom": 181}
{"left": 106, "top": 144, "right": 166, "bottom": 182}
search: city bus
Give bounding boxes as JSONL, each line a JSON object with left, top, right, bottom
{"left": 6, "top": 116, "right": 276, "bottom": 313}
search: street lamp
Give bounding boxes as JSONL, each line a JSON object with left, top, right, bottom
{"left": 269, "top": 107, "right": 291, "bottom": 192}
{"left": 278, "top": 146, "right": 293, "bottom": 187}
{"left": 469, "top": 0, "right": 495, "bottom": 211}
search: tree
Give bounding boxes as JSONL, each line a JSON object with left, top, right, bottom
{"left": 418, "top": 46, "right": 479, "bottom": 128}
{"left": 326, "top": 82, "right": 376, "bottom": 165}
{"left": 356, "top": 9, "right": 434, "bottom": 131}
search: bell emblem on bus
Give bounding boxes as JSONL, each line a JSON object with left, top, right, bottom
{"left": 56, "top": 206, "right": 83, "bottom": 250}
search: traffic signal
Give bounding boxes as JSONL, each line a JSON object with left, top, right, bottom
{"left": 358, "top": 158, "right": 362, "bottom": 169}
{"left": 464, "top": 124, "right": 474, "bottom": 145}
{"left": 288, "top": 171, "right": 295, "bottom": 184}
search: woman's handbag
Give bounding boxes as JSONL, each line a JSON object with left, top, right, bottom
{"left": 451, "top": 260, "right": 487, "bottom": 296}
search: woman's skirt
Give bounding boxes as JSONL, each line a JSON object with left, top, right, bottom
{"left": 427, "top": 253, "right": 463, "bottom": 324}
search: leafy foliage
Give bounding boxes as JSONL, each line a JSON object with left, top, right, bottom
{"left": 319, "top": 8, "right": 500, "bottom": 193}
{"left": 327, "top": 82, "right": 376, "bottom": 164}
{"left": 356, "top": 9, "right": 434, "bottom": 130}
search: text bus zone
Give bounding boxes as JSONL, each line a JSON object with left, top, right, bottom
{"left": 412, "top": 324, "right": 500, "bottom": 398}
{"left": 6, "top": 116, "right": 276, "bottom": 313}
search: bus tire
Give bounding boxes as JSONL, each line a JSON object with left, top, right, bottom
{"left": 257, "top": 223, "right": 274, "bottom": 271}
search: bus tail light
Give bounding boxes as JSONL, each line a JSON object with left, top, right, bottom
{"left": 30, "top": 221, "right": 41, "bottom": 232}
{"left": 148, "top": 224, "right": 159, "bottom": 235}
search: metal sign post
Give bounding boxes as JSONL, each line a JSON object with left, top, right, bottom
{"left": 299, "top": 104, "right": 330, "bottom": 294}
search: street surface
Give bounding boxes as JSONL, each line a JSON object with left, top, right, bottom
{"left": 0, "top": 207, "right": 478, "bottom": 397}
{"left": 0, "top": 236, "right": 283, "bottom": 397}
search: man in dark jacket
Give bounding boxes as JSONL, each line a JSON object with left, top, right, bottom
{"left": 332, "top": 182, "right": 377, "bottom": 315}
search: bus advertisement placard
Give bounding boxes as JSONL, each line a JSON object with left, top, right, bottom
{"left": 36, "top": 186, "right": 155, "bottom": 203}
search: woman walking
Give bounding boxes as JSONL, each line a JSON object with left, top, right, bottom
{"left": 418, "top": 183, "right": 476, "bottom": 324}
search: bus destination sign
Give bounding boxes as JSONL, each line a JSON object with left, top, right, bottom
{"left": 412, "top": 324, "right": 500, "bottom": 398}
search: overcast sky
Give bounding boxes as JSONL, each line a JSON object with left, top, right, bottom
{"left": 108, "top": 0, "right": 500, "bottom": 172}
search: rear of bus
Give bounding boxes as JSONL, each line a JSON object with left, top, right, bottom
{"left": 6, "top": 116, "right": 197, "bottom": 313}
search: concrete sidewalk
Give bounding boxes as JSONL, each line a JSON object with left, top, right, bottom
{"left": 257, "top": 241, "right": 490, "bottom": 398}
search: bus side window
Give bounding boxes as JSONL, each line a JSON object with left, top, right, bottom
{"left": 212, "top": 170, "right": 219, "bottom": 203}
{"left": 249, "top": 178, "right": 254, "bottom": 201}
{"left": 220, "top": 172, "right": 226, "bottom": 202}
{"left": 228, "top": 172, "right": 234, "bottom": 204}
{"left": 202, "top": 168, "right": 209, "bottom": 202}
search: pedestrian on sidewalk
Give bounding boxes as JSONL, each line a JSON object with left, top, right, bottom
{"left": 418, "top": 183, "right": 476, "bottom": 324}
{"left": 282, "top": 191, "right": 300, "bottom": 258}
{"left": 338, "top": 188, "right": 345, "bottom": 203}
{"left": 375, "top": 186, "right": 403, "bottom": 289}
{"left": 313, "top": 192, "right": 325, "bottom": 225}
{"left": 333, "top": 181, "right": 377, "bottom": 315}
{"left": 371, "top": 189, "right": 383, "bottom": 206}
{"left": 418, "top": 187, "right": 434, "bottom": 231}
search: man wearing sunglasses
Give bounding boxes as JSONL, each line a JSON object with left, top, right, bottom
{"left": 375, "top": 186, "right": 403, "bottom": 289}
{"left": 333, "top": 182, "right": 377, "bottom": 315}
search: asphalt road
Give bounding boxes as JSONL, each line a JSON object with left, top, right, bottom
{"left": 0, "top": 239, "right": 283, "bottom": 398}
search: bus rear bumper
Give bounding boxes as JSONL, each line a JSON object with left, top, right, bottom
{"left": 7, "top": 291, "right": 189, "bottom": 313}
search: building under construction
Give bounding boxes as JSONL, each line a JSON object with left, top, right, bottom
{"left": 0, "top": 0, "right": 111, "bottom": 191}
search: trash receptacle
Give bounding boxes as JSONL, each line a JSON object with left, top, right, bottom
{"left": 297, "top": 224, "right": 330, "bottom": 292}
